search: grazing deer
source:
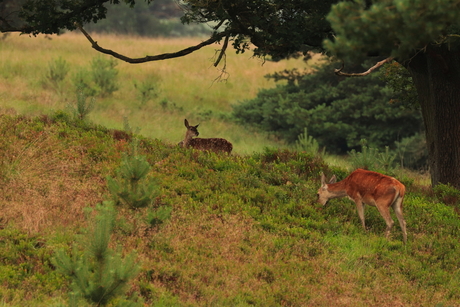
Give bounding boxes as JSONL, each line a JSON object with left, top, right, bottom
{"left": 181, "top": 119, "right": 233, "bottom": 153}
{"left": 317, "top": 169, "right": 407, "bottom": 243}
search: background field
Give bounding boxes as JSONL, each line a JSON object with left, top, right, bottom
{"left": 0, "top": 32, "right": 313, "bottom": 154}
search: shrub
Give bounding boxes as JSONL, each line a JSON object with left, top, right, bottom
{"left": 433, "top": 183, "right": 460, "bottom": 207}
{"left": 71, "top": 57, "right": 119, "bottom": 98}
{"left": 147, "top": 205, "right": 173, "bottom": 228}
{"left": 43, "top": 57, "right": 69, "bottom": 92}
{"left": 294, "top": 127, "right": 325, "bottom": 157}
{"left": 72, "top": 68, "right": 97, "bottom": 97}
{"left": 134, "top": 77, "right": 160, "bottom": 105}
{"left": 394, "top": 133, "right": 428, "bottom": 170}
{"left": 90, "top": 56, "right": 119, "bottom": 97}
{"left": 232, "top": 61, "right": 423, "bottom": 155}
{"left": 348, "top": 139, "right": 397, "bottom": 173}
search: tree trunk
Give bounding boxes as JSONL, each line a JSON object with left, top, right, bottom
{"left": 405, "top": 44, "right": 460, "bottom": 188}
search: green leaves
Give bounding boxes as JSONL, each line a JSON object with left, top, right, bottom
{"left": 20, "top": 0, "right": 109, "bottom": 34}
{"left": 182, "top": 0, "right": 337, "bottom": 59}
{"left": 325, "top": 0, "right": 460, "bottom": 61}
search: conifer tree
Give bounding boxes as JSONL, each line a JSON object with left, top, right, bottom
{"left": 107, "top": 139, "right": 158, "bottom": 209}
{"left": 52, "top": 202, "right": 141, "bottom": 307}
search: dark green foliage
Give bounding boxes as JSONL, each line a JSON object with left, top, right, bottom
{"left": 325, "top": 0, "right": 460, "bottom": 61}
{"left": 6, "top": 0, "right": 338, "bottom": 61}
{"left": 52, "top": 202, "right": 141, "bottom": 307}
{"left": 394, "top": 133, "right": 428, "bottom": 170}
{"left": 18, "top": 0, "right": 110, "bottom": 35}
{"left": 232, "top": 61, "right": 424, "bottom": 155}
{"left": 381, "top": 62, "right": 418, "bottom": 107}
{"left": 324, "top": 0, "right": 460, "bottom": 189}
{"left": 182, "top": 0, "right": 337, "bottom": 59}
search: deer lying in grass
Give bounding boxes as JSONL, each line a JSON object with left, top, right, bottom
{"left": 180, "top": 119, "right": 233, "bottom": 153}
{"left": 317, "top": 169, "right": 407, "bottom": 243}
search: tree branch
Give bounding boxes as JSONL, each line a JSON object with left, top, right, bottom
{"left": 214, "top": 33, "right": 229, "bottom": 67}
{"left": 334, "top": 57, "right": 394, "bottom": 76}
{"left": 76, "top": 23, "right": 230, "bottom": 64}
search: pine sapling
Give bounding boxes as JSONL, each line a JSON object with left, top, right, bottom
{"left": 52, "top": 202, "right": 141, "bottom": 307}
{"left": 107, "top": 151, "right": 158, "bottom": 209}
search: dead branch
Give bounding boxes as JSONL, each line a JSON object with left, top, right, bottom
{"left": 334, "top": 57, "right": 394, "bottom": 77}
{"left": 76, "top": 23, "right": 230, "bottom": 64}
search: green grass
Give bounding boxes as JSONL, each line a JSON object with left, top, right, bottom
{"left": 0, "top": 114, "right": 459, "bottom": 306}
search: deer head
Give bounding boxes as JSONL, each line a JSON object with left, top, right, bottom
{"left": 317, "top": 173, "right": 338, "bottom": 206}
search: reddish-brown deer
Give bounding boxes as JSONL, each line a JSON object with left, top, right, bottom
{"left": 317, "top": 169, "right": 407, "bottom": 243}
{"left": 181, "top": 119, "right": 233, "bottom": 153}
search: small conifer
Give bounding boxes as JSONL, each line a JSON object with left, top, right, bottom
{"left": 52, "top": 202, "right": 141, "bottom": 306}
{"left": 107, "top": 140, "right": 158, "bottom": 209}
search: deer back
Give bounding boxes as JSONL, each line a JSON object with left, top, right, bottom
{"left": 187, "top": 138, "right": 233, "bottom": 153}
{"left": 342, "top": 169, "right": 405, "bottom": 202}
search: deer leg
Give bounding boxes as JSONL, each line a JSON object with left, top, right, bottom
{"left": 355, "top": 200, "right": 366, "bottom": 230}
{"left": 375, "top": 204, "right": 394, "bottom": 239}
{"left": 393, "top": 198, "right": 407, "bottom": 244}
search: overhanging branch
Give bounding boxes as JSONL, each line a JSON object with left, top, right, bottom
{"left": 214, "top": 33, "right": 229, "bottom": 67}
{"left": 76, "top": 24, "right": 230, "bottom": 64}
{"left": 334, "top": 57, "right": 394, "bottom": 76}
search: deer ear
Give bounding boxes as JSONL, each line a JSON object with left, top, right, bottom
{"left": 320, "top": 173, "right": 327, "bottom": 185}
{"left": 329, "top": 175, "right": 337, "bottom": 184}
{"left": 184, "top": 119, "right": 189, "bottom": 128}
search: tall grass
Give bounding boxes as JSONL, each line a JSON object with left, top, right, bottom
{"left": 0, "top": 32, "right": 312, "bottom": 154}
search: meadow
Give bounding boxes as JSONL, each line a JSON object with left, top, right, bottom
{"left": 0, "top": 32, "right": 311, "bottom": 154}
{"left": 0, "top": 33, "right": 459, "bottom": 307}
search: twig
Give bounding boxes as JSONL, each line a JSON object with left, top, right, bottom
{"left": 334, "top": 57, "right": 394, "bottom": 76}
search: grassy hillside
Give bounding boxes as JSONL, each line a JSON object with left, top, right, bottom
{"left": 0, "top": 32, "right": 314, "bottom": 154}
{"left": 0, "top": 114, "right": 459, "bottom": 306}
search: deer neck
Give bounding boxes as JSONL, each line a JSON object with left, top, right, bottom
{"left": 326, "top": 181, "right": 349, "bottom": 198}
{"left": 183, "top": 130, "right": 195, "bottom": 147}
